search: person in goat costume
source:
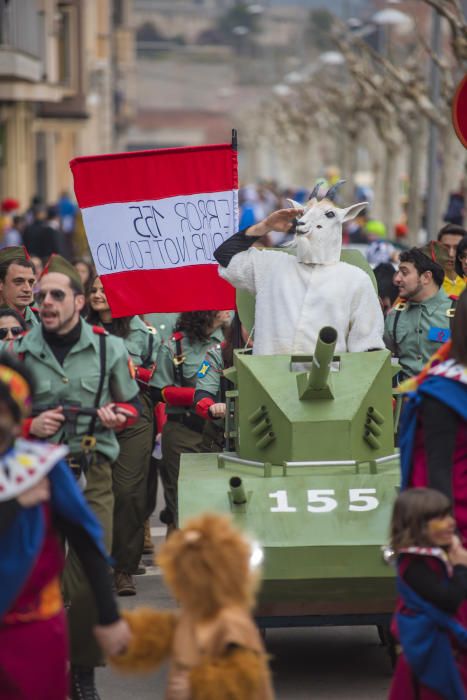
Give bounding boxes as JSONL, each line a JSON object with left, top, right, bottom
{"left": 214, "top": 181, "right": 384, "bottom": 355}
{"left": 109, "top": 513, "right": 274, "bottom": 700}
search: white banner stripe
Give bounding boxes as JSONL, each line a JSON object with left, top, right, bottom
{"left": 82, "top": 189, "right": 238, "bottom": 277}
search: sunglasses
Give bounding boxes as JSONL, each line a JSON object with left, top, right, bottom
{"left": 0, "top": 327, "right": 24, "bottom": 340}
{"left": 35, "top": 289, "right": 67, "bottom": 304}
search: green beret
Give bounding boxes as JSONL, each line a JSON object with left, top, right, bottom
{"left": 42, "top": 254, "right": 84, "bottom": 293}
{"left": 0, "top": 245, "right": 30, "bottom": 267}
{"left": 418, "top": 241, "right": 449, "bottom": 269}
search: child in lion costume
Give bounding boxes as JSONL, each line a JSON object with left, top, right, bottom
{"left": 109, "top": 513, "right": 274, "bottom": 700}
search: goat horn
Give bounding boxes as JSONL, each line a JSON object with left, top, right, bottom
{"left": 325, "top": 179, "right": 346, "bottom": 202}
{"left": 308, "top": 182, "right": 321, "bottom": 201}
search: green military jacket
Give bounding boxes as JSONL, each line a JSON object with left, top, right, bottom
{"left": 23, "top": 305, "right": 40, "bottom": 328}
{"left": 384, "top": 288, "right": 454, "bottom": 379}
{"left": 0, "top": 304, "right": 39, "bottom": 329}
{"left": 9, "top": 320, "right": 139, "bottom": 461}
{"left": 142, "top": 313, "right": 179, "bottom": 344}
{"left": 123, "top": 316, "right": 160, "bottom": 366}
{"left": 196, "top": 342, "right": 224, "bottom": 399}
{"left": 97, "top": 316, "right": 160, "bottom": 368}
{"left": 151, "top": 328, "right": 224, "bottom": 416}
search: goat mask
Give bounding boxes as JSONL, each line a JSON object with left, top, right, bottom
{"left": 287, "top": 197, "right": 368, "bottom": 265}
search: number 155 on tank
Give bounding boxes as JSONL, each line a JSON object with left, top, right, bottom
{"left": 269, "top": 488, "right": 380, "bottom": 513}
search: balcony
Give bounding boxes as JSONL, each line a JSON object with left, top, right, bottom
{"left": 0, "top": 0, "right": 43, "bottom": 82}
{"left": 0, "top": 1, "right": 67, "bottom": 102}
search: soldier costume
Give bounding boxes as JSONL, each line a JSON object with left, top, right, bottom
{"left": 22, "top": 303, "right": 40, "bottom": 328}
{"left": 143, "top": 312, "right": 178, "bottom": 343}
{"left": 6, "top": 256, "right": 140, "bottom": 698}
{"left": 150, "top": 325, "right": 224, "bottom": 526}
{"left": 97, "top": 314, "right": 160, "bottom": 594}
{"left": 385, "top": 242, "right": 456, "bottom": 381}
{"left": 0, "top": 246, "right": 39, "bottom": 329}
{"left": 194, "top": 341, "right": 224, "bottom": 408}
{"left": 193, "top": 340, "right": 229, "bottom": 448}
{"left": 384, "top": 289, "right": 455, "bottom": 380}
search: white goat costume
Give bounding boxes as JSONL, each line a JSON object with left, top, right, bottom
{"left": 219, "top": 196, "right": 385, "bottom": 356}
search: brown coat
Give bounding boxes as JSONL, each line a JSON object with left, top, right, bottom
{"left": 167, "top": 606, "right": 274, "bottom": 700}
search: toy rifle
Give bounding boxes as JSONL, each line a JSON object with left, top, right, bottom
{"left": 32, "top": 401, "right": 98, "bottom": 440}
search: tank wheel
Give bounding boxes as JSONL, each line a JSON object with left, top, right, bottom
{"left": 377, "top": 625, "right": 397, "bottom": 669}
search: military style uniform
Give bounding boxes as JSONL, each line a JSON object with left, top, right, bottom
{"left": 143, "top": 312, "right": 179, "bottom": 343}
{"left": 8, "top": 319, "right": 139, "bottom": 667}
{"left": 108, "top": 316, "right": 160, "bottom": 576}
{"left": 151, "top": 328, "right": 224, "bottom": 524}
{"left": 196, "top": 342, "right": 224, "bottom": 399}
{"left": 125, "top": 315, "right": 162, "bottom": 365}
{"left": 384, "top": 289, "right": 455, "bottom": 380}
{"left": 23, "top": 304, "right": 40, "bottom": 328}
{"left": 194, "top": 341, "right": 227, "bottom": 451}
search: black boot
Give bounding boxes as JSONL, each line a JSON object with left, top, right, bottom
{"left": 70, "top": 665, "right": 101, "bottom": 700}
{"left": 159, "top": 507, "right": 173, "bottom": 525}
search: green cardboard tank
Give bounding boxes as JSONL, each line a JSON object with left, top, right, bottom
{"left": 179, "top": 250, "right": 399, "bottom": 630}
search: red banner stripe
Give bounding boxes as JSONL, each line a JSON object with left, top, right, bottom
{"left": 71, "top": 144, "right": 238, "bottom": 208}
{"left": 100, "top": 266, "right": 235, "bottom": 317}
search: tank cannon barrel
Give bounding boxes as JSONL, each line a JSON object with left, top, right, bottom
{"left": 297, "top": 327, "right": 337, "bottom": 400}
{"left": 309, "top": 327, "right": 338, "bottom": 391}
{"left": 229, "top": 476, "right": 247, "bottom": 505}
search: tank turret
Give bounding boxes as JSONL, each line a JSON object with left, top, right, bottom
{"left": 227, "top": 327, "right": 395, "bottom": 466}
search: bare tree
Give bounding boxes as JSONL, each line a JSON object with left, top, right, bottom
{"left": 421, "top": 0, "right": 467, "bottom": 64}
{"left": 334, "top": 0, "right": 467, "bottom": 239}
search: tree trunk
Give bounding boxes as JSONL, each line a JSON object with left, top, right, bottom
{"left": 382, "top": 140, "right": 400, "bottom": 238}
{"left": 406, "top": 120, "right": 425, "bottom": 247}
{"left": 340, "top": 122, "right": 358, "bottom": 204}
{"left": 370, "top": 126, "right": 386, "bottom": 221}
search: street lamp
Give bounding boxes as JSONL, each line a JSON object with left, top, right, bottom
{"left": 372, "top": 8, "right": 412, "bottom": 27}
{"left": 284, "top": 71, "right": 304, "bottom": 84}
{"left": 272, "top": 84, "right": 293, "bottom": 97}
{"left": 319, "top": 51, "right": 345, "bottom": 66}
{"left": 246, "top": 4, "right": 264, "bottom": 14}
{"left": 371, "top": 7, "right": 413, "bottom": 59}
{"left": 232, "top": 25, "right": 249, "bottom": 37}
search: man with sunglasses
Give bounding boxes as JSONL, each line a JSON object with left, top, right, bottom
{"left": 5, "top": 254, "right": 141, "bottom": 700}
{"left": 0, "top": 246, "right": 39, "bottom": 329}
{"left": 0, "top": 308, "right": 27, "bottom": 341}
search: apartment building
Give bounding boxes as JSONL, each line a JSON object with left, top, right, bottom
{"left": 0, "top": 0, "right": 134, "bottom": 208}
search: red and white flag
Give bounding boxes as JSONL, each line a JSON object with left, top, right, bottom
{"left": 70, "top": 143, "right": 238, "bottom": 317}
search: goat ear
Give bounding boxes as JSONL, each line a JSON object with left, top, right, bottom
{"left": 286, "top": 198, "right": 303, "bottom": 210}
{"left": 340, "top": 201, "right": 368, "bottom": 223}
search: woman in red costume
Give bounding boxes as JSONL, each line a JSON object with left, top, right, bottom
{"left": 388, "top": 488, "right": 467, "bottom": 700}
{"left": 399, "top": 287, "right": 467, "bottom": 539}
{"left": 0, "top": 353, "right": 130, "bottom": 700}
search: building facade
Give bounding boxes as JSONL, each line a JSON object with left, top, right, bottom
{"left": 0, "top": 0, "right": 134, "bottom": 209}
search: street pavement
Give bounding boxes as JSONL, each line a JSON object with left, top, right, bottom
{"left": 97, "top": 524, "right": 392, "bottom": 699}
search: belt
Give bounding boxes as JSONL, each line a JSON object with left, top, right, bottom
{"left": 167, "top": 412, "right": 204, "bottom": 434}
{"left": 65, "top": 452, "right": 106, "bottom": 476}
